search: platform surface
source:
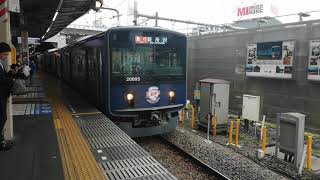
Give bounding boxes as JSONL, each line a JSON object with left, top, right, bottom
{"left": 0, "top": 115, "right": 64, "bottom": 180}
{"left": 1, "top": 73, "right": 177, "bottom": 180}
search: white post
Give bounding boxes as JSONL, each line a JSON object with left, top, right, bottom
{"left": 298, "top": 145, "right": 307, "bottom": 175}
{"left": 204, "top": 114, "right": 212, "bottom": 143}
{"left": 0, "top": 4, "right": 14, "bottom": 140}
{"left": 260, "top": 115, "right": 266, "bottom": 140}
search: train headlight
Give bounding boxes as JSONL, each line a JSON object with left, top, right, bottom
{"left": 126, "top": 93, "right": 134, "bottom": 107}
{"left": 126, "top": 93, "right": 134, "bottom": 101}
{"left": 169, "top": 90, "right": 176, "bottom": 104}
{"left": 169, "top": 91, "right": 175, "bottom": 98}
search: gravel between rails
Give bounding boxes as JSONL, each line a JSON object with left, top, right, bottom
{"left": 134, "top": 136, "right": 222, "bottom": 180}
{"left": 162, "top": 126, "right": 289, "bottom": 180}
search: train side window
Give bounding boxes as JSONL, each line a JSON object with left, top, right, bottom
{"left": 76, "top": 48, "right": 86, "bottom": 78}
{"left": 62, "top": 52, "right": 70, "bottom": 79}
{"left": 87, "top": 48, "right": 97, "bottom": 81}
{"left": 71, "top": 50, "right": 78, "bottom": 77}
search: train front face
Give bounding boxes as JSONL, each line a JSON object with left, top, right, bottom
{"left": 107, "top": 27, "right": 186, "bottom": 137}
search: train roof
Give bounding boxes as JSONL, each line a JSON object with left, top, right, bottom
{"left": 49, "top": 26, "right": 186, "bottom": 53}
{"left": 108, "top": 26, "right": 186, "bottom": 36}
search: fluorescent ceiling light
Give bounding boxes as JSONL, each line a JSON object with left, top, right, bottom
{"left": 228, "top": 25, "right": 246, "bottom": 30}
{"left": 53, "top": 11, "right": 58, "bottom": 21}
{"left": 258, "top": 19, "right": 268, "bottom": 23}
{"left": 48, "top": 48, "right": 59, "bottom": 52}
{"left": 298, "top": 12, "right": 310, "bottom": 17}
{"left": 46, "top": 27, "right": 51, "bottom": 33}
{"left": 96, "top": 1, "right": 102, "bottom": 9}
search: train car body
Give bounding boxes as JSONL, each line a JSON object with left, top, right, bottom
{"left": 41, "top": 26, "right": 187, "bottom": 137}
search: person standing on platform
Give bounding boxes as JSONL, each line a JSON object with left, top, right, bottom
{"left": 29, "top": 60, "right": 36, "bottom": 85}
{"left": 0, "top": 42, "right": 13, "bottom": 150}
{"left": 29, "top": 60, "right": 36, "bottom": 75}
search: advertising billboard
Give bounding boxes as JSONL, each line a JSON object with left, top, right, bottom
{"left": 235, "top": 0, "right": 278, "bottom": 21}
{"left": 308, "top": 40, "right": 320, "bottom": 81}
{"left": 246, "top": 41, "right": 295, "bottom": 79}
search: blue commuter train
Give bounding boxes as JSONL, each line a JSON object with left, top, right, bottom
{"left": 41, "top": 26, "right": 187, "bottom": 137}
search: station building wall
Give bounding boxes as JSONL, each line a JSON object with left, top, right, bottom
{"left": 187, "top": 20, "right": 320, "bottom": 132}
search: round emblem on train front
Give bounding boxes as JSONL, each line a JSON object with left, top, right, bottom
{"left": 146, "top": 86, "right": 160, "bottom": 104}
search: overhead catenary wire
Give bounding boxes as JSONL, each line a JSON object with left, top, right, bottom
{"left": 95, "top": 0, "right": 128, "bottom": 21}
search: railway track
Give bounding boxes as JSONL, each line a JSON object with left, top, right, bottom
{"left": 134, "top": 136, "right": 230, "bottom": 180}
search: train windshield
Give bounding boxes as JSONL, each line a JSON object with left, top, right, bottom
{"left": 111, "top": 47, "right": 182, "bottom": 75}
{"left": 110, "top": 30, "right": 186, "bottom": 82}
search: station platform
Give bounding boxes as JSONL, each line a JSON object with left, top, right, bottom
{"left": 0, "top": 74, "right": 62, "bottom": 180}
{"left": 0, "top": 73, "right": 176, "bottom": 180}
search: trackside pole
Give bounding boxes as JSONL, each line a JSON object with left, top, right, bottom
{"left": 307, "top": 136, "right": 313, "bottom": 172}
{"left": 235, "top": 118, "right": 241, "bottom": 147}
{"left": 181, "top": 110, "right": 185, "bottom": 128}
{"left": 204, "top": 113, "right": 212, "bottom": 143}
{"left": 191, "top": 106, "right": 195, "bottom": 129}
{"left": 227, "top": 120, "right": 234, "bottom": 146}
{"left": 212, "top": 112, "right": 217, "bottom": 139}
{"left": 262, "top": 127, "right": 267, "bottom": 156}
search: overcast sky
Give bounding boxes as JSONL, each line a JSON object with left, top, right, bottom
{"left": 70, "top": 0, "right": 320, "bottom": 32}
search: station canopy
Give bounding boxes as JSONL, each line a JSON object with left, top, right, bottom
{"left": 11, "top": 0, "right": 94, "bottom": 40}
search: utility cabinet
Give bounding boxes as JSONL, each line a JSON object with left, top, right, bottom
{"left": 275, "top": 112, "right": 305, "bottom": 167}
{"left": 242, "top": 94, "right": 262, "bottom": 122}
{"left": 199, "top": 78, "right": 230, "bottom": 131}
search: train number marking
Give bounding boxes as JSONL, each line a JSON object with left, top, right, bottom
{"left": 126, "top": 77, "right": 140, "bottom": 82}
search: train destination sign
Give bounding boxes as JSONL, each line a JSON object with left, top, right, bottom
{"left": 135, "top": 36, "right": 168, "bottom": 45}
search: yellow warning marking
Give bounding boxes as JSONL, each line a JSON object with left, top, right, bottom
{"left": 72, "top": 112, "right": 102, "bottom": 116}
{"left": 54, "top": 118, "right": 62, "bottom": 129}
{"left": 43, "top": 73, "right": 105, "bottom": 180}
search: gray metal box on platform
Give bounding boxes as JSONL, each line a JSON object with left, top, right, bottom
{"left": 199, "top": 78, "right": 230, "bottom": 131}
{"left": 275, "top": 113, "right": 305, "bottom": 167}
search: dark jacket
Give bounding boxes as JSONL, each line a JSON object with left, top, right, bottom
{"left": 8, "top": 69, "right": 27, "bottom": 80}
{"left": 0, "top": 64, "right": 13, "bottom": 98}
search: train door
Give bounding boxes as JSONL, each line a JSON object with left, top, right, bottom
{"left": 59, "top": 52, "right": 63, "bottom": 78}
{"left": 50, "top": 54, "right": 54, "bottom": 74}
{"left": 79, "top": 48, "right": 87, "bottom": 95}
{"left": 96, "top": 47, "right": 103, "bottom": 109}
{"left": 57, "top": 53, "right": 62, "bottom": 78}
{"left": 67, "top": 51, "right": 72, "bottom": 83}
{"left": 86, "top": 47, "right": 97, "bottom": 101}
{"left": 71, "top": 47, "right": 86, "bottom": 94}
{"left": 62, "top": 52, "right": 70, "bottom": 83}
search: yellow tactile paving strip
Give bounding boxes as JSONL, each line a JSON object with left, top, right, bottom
{"left": 44, "top": 76, "right": 105, "bottom": 180}
{"left": 72, "top": 112, "right": 102, "bottom": 116}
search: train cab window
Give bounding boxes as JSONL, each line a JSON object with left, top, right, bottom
{"left": 110, "top": 31, "right": 186, "bottom": 82}
{"left": 112, "top": 47, "right": 182, "bottom": 76}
